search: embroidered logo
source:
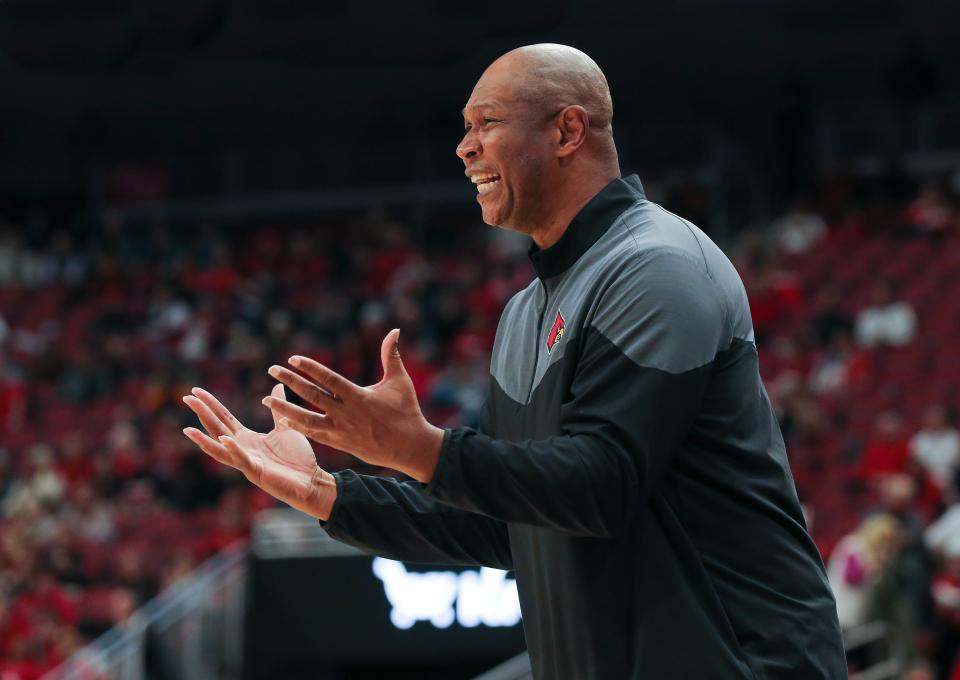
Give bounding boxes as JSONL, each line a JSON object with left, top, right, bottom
{"left": 546, "top": 310, "right": 565, "bottom": 353}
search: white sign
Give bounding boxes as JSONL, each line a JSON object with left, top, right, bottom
{"left": 371, "top": 558, "right": 522, "bottom": 630}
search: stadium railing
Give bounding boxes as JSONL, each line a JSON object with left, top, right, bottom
{"left": 44, "top": 541, "right": 248, "bottom": 680}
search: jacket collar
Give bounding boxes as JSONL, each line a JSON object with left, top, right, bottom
{"left": 527, "top": 174, "right": 645, "bottom": 281}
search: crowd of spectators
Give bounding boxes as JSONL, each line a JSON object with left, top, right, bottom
{"left": 0, "top": 205, "right": 531, "bottom": 678}
{"left": 742, "top": 170, "right": 960, "bottom": 679}
{"left": 0, "top": 168, "right": 959, "bottom": 678}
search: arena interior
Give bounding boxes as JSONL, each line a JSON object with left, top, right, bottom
{"left": 1, "top": 1, "right": 960, "bottom": 679}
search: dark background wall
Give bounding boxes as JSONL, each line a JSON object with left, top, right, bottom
{"left": 1, "top": 0, "right": 958, "bottom": 216}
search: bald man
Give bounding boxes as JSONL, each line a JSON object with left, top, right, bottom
{"left": 183, "top": 45, "right": 846, "bottom": 678}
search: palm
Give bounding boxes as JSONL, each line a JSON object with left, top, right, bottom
{"left": 182, "top": 385, "right": 330, "bottom": 518}
{"left": 233, "top": 425, "right": 319, "bottom": 508}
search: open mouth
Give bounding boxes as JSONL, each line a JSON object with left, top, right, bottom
{"left": 471, "top": 173, "right": 501, "bottom": 195}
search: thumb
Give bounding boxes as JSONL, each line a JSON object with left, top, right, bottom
{"left": 269, "top": 383, "right": 287, "bottom": 430}
{"left": 380, "top": 328, "right": 405, "bottom": 380}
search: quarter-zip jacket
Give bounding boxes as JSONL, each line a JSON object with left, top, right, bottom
{"left": 322, "top": 175, "right": 846, "bottom": 679}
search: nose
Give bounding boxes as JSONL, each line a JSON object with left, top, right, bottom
{"left": 456, "top": 131, "right": 481, "bottom": 162}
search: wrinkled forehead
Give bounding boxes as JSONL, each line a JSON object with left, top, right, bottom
{"left": 463, "top": 62, "right": 531, "bottom": 117}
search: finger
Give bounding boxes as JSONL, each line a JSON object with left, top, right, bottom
{"left": 190, "top": 387, "right": 243, "bottom": 434}
{"left": 269, "top": 383, "right": 286, "bottom": 430}
{"left": 218, "top": 435, "right": 257, "bottom": 477}
{"left": 182, "top": 395, "right": 231, "bottom": 439}
{"left": 380, "top": 328, "right": 403, "bottom": 380}
{"left": 287, "top": 356, "right": 358, "bottom": 402}
{"left": 268, "top": 365, "right": 338, "bottom": 411}
{"left": 277, "top": 416, "right": 335, "bottom": 451}
{"left": 262, "top": 395, "right": 329, "bottom": 436}
{"left": 183, "top": 427, "right": 238, "bottom": 468}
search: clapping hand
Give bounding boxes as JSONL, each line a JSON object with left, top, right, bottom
{"left": 262, "top": 329, "right": 444, "bottom": 483}
{"left": 182, "top": 384, "right": 337, "bottom": 520}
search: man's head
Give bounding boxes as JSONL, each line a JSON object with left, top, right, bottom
{"left": 457, "top": 44, "right": 619, "bottom": 239}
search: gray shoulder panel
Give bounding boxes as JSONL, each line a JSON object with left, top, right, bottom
{"left": 576, "top": 201, "right": 754, "bottom": 354}
{"left": 588, "top": 248, "right": 726, "bottom": 374}
{"left": 487, "top": 198, "right": 756, "bottom": 403}
{"left": 638, "top": 203, "right": 755, "bottom": 345}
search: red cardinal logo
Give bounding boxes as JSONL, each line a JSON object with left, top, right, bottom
{"left": 546, "top": 310, "right": 565, "bottom": 353}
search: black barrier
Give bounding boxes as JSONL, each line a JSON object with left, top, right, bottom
{"left": 246, "top": 552, "right": 525, "bottom": 679}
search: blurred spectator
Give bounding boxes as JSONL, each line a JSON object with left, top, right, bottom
{"left": 1, "top": 561, "right": 79, "bottom": 676}
{"left": 2, "top": 445, "right": 66, "bottom": 517}
{"left": 856, "top": 281, "right": 917, "bottom": 347}
{"left": 776, "top": 382, "right": 828, "bottom": 445}
{"left": 426, "top": 357, "right": 488, "bottom": 428}
{"left": 0, "top": 231, "right": 27, "bottom": 285}
{"left": 58, "top": 347, "right": 114, "bottom": 405}
{"left": 904, "top": 183, "right": 956, "bottom": 235}
{"left": 762, "top": 335, "right": 812, "bottom": 389}
{"left": 0, "top": 364, "right": 27, "bottom": 431}
{"left": 926, "top": 505, "right": 960, "bottom": 561}
{"left": 828, "top": 513, "right": 901, "bottom": 630}
{"left": 0, "top": 635, "right": 46, "bottom": 680}
{"left": 9, "top": 563, "right": 77, "bottom": 630}
{"left": 858, "top": 411, "right": 911, "bottom": 484}
{"left": 59, "top": 484, "right": 114, "bottom": 545}
{"left": 808, "top": 330, "right": 872, "bottom": 394}
{"left": 910, "top": 405, "right": 960, "bottom": 498}
{"left": 810, "top": 286, "right": 855, "bottom": 349}
{"left": 147, "top": 285, "right": 193, "bottom": 336}
{"left": 77, "top": 587, "right": 138, "bottom": 640}
{"left": 875, "top": 473, "right": 937, "bottom": 540}
{"left": 45, "top": 231, "right": 88, "bottom": 285}
{"left": 905, "top": 661, "right": 937, "bottom": 680}
{"left": 158, "top": 550, "right": 197, "bottom": 590}
{"left": 170, "top": 452, "right": 225, "bottom": 512}
{"left": 772, "top": 201, "right": 827, "bottom": 254}
{"left": 0, "top": 450, "right": 14, "bottom": 502}
{"left": 871, "top": 528, "right": 928, "bottom": 671}
{"left": 744, "top": 265, "right": 803, "bottom": 346}
{"left": 111, "top": 544, "right": 152, "bottom": 605}
{"left": 56, "top": 433, "right": 95, "bottom": 487}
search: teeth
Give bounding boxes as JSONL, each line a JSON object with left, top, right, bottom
{"left": 470, "top": 173, "right": 500, "bottom": 184}
{"left": 477, "top": 179, "right": 501, "bottom": 194}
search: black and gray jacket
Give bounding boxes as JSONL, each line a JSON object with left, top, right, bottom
{"left": 322, "top": 175, "right": 846, "bottom": 679}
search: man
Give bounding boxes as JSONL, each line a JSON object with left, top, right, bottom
{"left": 183, "top": 44, "right": 846, "bottom": 678}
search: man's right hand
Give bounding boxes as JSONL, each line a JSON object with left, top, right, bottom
{"left": 181, "top": 384, "right": 337, "bottom": 520}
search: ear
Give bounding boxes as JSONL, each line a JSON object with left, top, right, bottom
{"left": 555, "top": 105, "right": 589, "bottom": 158}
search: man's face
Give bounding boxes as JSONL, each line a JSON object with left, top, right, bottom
{"left": 457, "top": 66, "right": 554, "bottom": 233}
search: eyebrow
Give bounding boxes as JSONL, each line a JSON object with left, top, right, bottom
{"left": 462, "top": 102, "right": 502, "bottom": 117}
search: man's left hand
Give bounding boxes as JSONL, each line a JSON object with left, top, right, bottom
{"left": 263, "top": 328, "right": 444, "bottom": 483}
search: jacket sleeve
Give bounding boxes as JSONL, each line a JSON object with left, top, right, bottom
{"left": 319, "top": 397, "right": 513, "bottom": 570}
{"left": 423, "top": 250, "right": 729, "bottom": 538}
{"left": 320, "top": 471, "right": 512, "bottom": 569}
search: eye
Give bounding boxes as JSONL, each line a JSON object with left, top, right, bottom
{"left": 464, "top": 117, "right": 500, "bottom": 131}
